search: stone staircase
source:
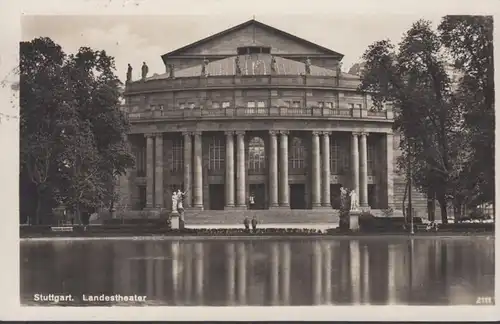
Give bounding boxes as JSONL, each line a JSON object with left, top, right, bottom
{"left": 184, "top": 209, "right": 340, "bottom": 225}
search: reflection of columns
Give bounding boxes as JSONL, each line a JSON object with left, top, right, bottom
{"left": 155, "top": 245, "right": 164, "bottom": 300}
{"left": 387, "top": 245, "right": 397, "bottom": 304}
{"left": 269, "top": 131, "right": 279, "bottom": 207}
{"left": 145, "top": 133, "right": 155, "bottom": 208}
{"left": 386, "top": 132, "right": 394, "bottom": 208}
{"left": 236, "top": 131, "right": 246, "bottom": 208}
{"left": 279, "top": 131, "right": 290, "bottom": 207}
{"left": 171, "top": 242, "right": 180, "bottom": 304}
{"left": 321, "top": 132, "right": 331, "bottom": 207}
{"left": 323, "top": 242, "right": 332, "bottom": 304}
{"left": 226, "top": 243, "right": 236, "bottom": 304}
{"left": 237, "top": 243, "right": 247, "bottom": 304}
{"left": 183, "top": 132, "right": 192, "bottom": 207}
{"left": 362, "top": 245, "right": 370, "bottom": 304}
{"left": 312, "top": 241, "right": 323, "bottom": 305}
{"left": 359, "top": 132, "right": 369, "bottom": 207}
{"left": 193, "top": 132, "right": 203, "bottom": 208}
{"left": 155, "top": 133, "right": 164, "bottom": 208}
{"left": 194, "top": 243, "right": 204, "bottom": 304}
{"left": 270, "top": 243, "right": 279, "bottom": 305}
{"left": 350, "top": 240, "right": 361, "bottom": 304}
{"left": 280, "top": 243, "right": 291, "bottom": 305}
{"left": 184, "top": 244, "right": 193, "bottom": 302}
{"left": 224, "top": 131, "right": 235, "bottom": 208}
{"left": 311, "top": 131, "right": 322, "bottom": 208}
{"left": 351, "top": 133, "right": 360, "bottom": 196}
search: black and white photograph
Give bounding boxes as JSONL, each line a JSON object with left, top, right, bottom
{"left": 0, "top": 0, "right": 498, "bottom": 321}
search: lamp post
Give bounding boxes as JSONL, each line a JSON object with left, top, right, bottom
{"left": 407, "top": 141, "right": 414, "bottom": 235}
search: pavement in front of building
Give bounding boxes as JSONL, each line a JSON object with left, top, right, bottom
{"left": 185, "top": 223, "right": 337, "bottom": 230}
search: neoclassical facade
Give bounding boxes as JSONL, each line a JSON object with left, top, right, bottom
{"left": 120, "top": 19, "right": 402, "bottom": 213}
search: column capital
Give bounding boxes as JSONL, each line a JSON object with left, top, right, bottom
{"left": 193, "top": 131, "right": 202, "bottom": 136}
{"left": 360, "top": 132, "right": 369, "bottom": 137}
{"left": 269, "top": 130, "right": 279, "bottom": 136}
{"left": 144, "top": 133, "right": 155, "bottom": 138}
{"left": 312, "top": 131, "right": 321, "bottom": 136}
{"left": 224, "top": 131, "right": 235, "bottom": 136}
{"left": 278, "top": 130, "right": 289, "bottom": 135}
{"left": 153, "top": 132, "right": 164, "bottom": 138}
{"left": 182, "top": 131, "right": 193, "bottom": 136}
{"left": 235, "top": 131, "right": 245, "bottom": 136}
{"left": 321, "top": 131, "right": 332, "bottom": 136}
{"left": 352, "top": 132, "right": 361, "bottom": 137}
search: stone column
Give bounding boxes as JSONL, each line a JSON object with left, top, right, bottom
{"left": 279, "top": 131, "right": 290, "bottom": 207}
{"left": 154, "top": 133, "right": 164, "bottom": 208}
{"left": 311, "top": 131, "right": 322, "bottom": 208}
{"left": 224, "top": 131, "right": 235, "bottom": 209}
{"left": 386, "top": 132, "right": 394, "bottom": 208}
{"left": 269, "top": 131, "right": 279, "bottom": 208}
{"left": 236, "top": 131, "right": 246, "bottom": 208}
{"left": 351, "top": 132, "right": 360, "bottom": 197}
{"left": 359, "top": 132, "right": 369, "bottom": 207}
{"left": 270, "top": 243, "right": 279, "bottom": 305}
{"left": 321, "top": 132, "right": 331, "bottom": 207}
{"left": 193, "top": 131, "right": 203, "bottom": 209}
{"left": 237, "top": 242, "right": 247, "bottom": 304}
{"left": 145, "top": 133, "right": 155, "bottom": 208}
{"left": 183, "top": 132, "right": 192, "bottom": 208}
{"left": 226, "top": 243, "right": 236, "bottom": 304}
{"left": 280, "top": 243, "right": 291, "bottom": 305}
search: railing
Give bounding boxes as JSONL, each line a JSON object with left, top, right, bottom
{"left": 127, "top": 106, "right": 393, "bottom": 120}
{"left": 125, "top": 74, "right": 361, "bottom": 94}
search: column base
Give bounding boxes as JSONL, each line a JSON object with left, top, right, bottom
{"left": 224, "top": 205, "right": 237, "bottom": 210}
{"left": 188, "top": 206, "right": 204, "bottom": 211}
{"left": 268, "top": 206, "right": 290, "bottom": 210}
{"left": 234, "top": 205, "right": 248, "bottom": 210}
{"left": 311, "top": 203, "right": 323, "bottom": 208}
{"left": 312, "top": 206, "right": 332, "bottom": 210}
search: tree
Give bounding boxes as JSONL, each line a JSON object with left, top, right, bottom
{"left": 20, "top": 38, "right": 135, "bottom": 225}
{"left": 438, "top": 16, "right": 495, "bottom": 206}
{"left": 359, "top": 20, "right": 466, "bottom": 224}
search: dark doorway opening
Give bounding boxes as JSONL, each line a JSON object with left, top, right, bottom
{"left": 248, "top": 183, "right": 266, "bottom": 209}
{"left": 138, "top": 186, "right": 146, "bottom": 210}
{"left": 209, "top": 184, "right": 225, "bottom": 210}
{"left": 368, "top": 184, "right": 376, "bottom": 208}
{"left": 290, "top": 184, "right": 306, "bottom": 209}
{"left": 330, "top": 184, "right": 341, "bottom": 209}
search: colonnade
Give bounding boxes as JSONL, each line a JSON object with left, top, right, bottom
{"left": 143, "top": 130, "right": 392, "bottom": 210}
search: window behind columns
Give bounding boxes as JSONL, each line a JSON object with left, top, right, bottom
{"left": 135, "top": 143, "right": 146, "bottom": 177}
{"left": 248, "top": 137, "right": 266, "bottom": 173}
{"left": 330, "top": 137, "right": 350, "bottom": 175}
{"left": 330, "top": 139, "right": 339, "bottom": 174}
{"left": 368, "top": 141, "right": 376, "bottom": 176}
{"left": 289, "top": 137, "right": 306, "bottom": 171}
{"left": 208, "top": 136, "right": 225, "bottom": 171}
{"left": 171, "top": 137, "right": 184, "bottom": 173}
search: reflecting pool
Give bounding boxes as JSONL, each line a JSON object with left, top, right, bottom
{"left": 21, "top": 236, "right": 494, "bottom": 306}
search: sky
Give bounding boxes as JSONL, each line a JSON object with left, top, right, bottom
{"left": 21, "top": 13, "right": 444, "bottom": 83}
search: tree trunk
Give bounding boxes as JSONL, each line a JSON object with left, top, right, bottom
{"left": 427, "top": 187, "right": 436, "bottom": 222}
{"left": 437, "top": 195, "right": 448, "bottom": 224}
{"left": 35, "top": 186, "right": 45, "bottom": 225}
{"left": 402, "top": 180, "right": 409, "bottom": 223}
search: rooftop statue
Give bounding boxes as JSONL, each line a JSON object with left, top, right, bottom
{"left": 235, "top": 56, "right": 242, "bottom": 75}
{"left": 126, "top": 63, "right": 132, "bottom": 83}
{"left": 270, "top": 55, "right": 277, "bottom": 73}
{"left": 169, "top": 64, "right": 175, "bottom": 78}
{"left": 305, "top": 57, "right": 311, "bottom": 75}
{"left": 201, "top": 58, "right": 209, "bottom": 77}
{"left": 141, "top": 62, "right": 149, "bottom": 80}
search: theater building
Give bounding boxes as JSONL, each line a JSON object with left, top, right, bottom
{"left": 121, "top": 19, "right": 410, "bottom": 215}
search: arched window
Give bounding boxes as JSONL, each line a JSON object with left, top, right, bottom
{"left": 171, "top": 137, "right": 184, "bottom": 172}
{"left": 208, "top": 136, "right": 225, "bottom": 171}
{"left": 289, "top": 137, "right": 306, "bottom": 169}
{"left": 248, "top": 137, "right": 266, "bottom": 171}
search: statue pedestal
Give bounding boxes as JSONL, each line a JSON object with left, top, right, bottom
{"left": 170, "top": 211, "right": 180, "bottom": 230}
{"left": 349, "top": 210, "right": 361, "bottom": 231}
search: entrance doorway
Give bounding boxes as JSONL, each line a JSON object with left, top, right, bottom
{"left": 248, "top": 183, "right": 266, "bottom": 209}
{"left": 368, "top": 184, "right": 376, "bottom": 208}
{"left": 290, "top": 184, "right": 306, "bottom": 209}
{"left": 209, "top": 184, "right": 225, "bottom": 210}
{"left": 330, "top": 184, "right": 341, "bottom": 209}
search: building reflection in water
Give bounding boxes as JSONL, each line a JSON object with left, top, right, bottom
{"left": 20, "top": 237, "right": 495, "bottom": 306}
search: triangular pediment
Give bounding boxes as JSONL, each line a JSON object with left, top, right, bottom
{"left": 162, "top": 20, "right": 343, "bottom": 58}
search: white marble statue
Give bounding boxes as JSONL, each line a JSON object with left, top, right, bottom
{"left": 350, "top": 189, "right": 359, "bottom": 211}
{"left": 176, "top": 189, "right": 186, "bottom": 211}
{"left": 171, "top": 192, "right": 179, "bottom": 213}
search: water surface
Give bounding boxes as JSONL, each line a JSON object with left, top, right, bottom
{"left": 21, "top": 236, "right": 495, "bottom": 306}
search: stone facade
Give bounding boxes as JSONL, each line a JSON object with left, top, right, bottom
{"left": 121, "top": 19, "right": 432, "bottom": 217}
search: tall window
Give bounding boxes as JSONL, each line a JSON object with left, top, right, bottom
{"left": 330, "top": 139, "right": 339, "bottom": 174}
{"left": 248, "top": 137, "right": 266, "bottom": 171}
{"left": 208, "top": 136, "right": 225, "bottom": 171}
{"left": 367, "top": 142, "right": 376, "bottom": 176}
{"left": 289, "top": 137, "right": 306, "bottom": 169}
{"left": 135, "top": 143, "right": 146, "bottom": 177}
{"left": 171, "top": 138, "right": 184, "bottom": 172}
